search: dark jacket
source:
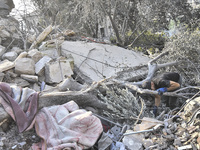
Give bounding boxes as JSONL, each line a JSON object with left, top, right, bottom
{"left": 152, "top": 72, "right": 181, "bottom": 90}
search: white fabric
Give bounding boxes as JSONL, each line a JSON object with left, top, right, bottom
{"left": 32, "top": 101, "right": 103, "bottom": 150}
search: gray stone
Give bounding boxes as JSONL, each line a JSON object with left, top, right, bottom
{"left": 11, "top": 47, "right": 23, "bottom": 54}
{"left": 28, "top": 49, "right": 43, "bottom": 63}
{"left": 40, "top": 48, "right": 60, "bottom": 59}
{"left": 14, "top": 77, "right": 30, "bottom": 88}
{"left": 45, "top": 58, "right": 73, "bottom": 84}
{"left": 2, "top": 51, "right": 18, "bottom": 61}
{"left": 35, "top": 55, "right": 52, "bottom": 76}
{"left": 0, "top": 17, "right": 18, "bottom": 33}
{"left": 0, "top": 72, "right": 4, "bottom": 82}
{"left": 58, "top": 77, "right": 86, "bottom": 91}
{"left": 0, "top": 45, "right": 6, "bottom": 58}
{"left": 32, "top": 83, "right": 41, "bottom": 92}
{"left": 0, "top": 0, "right": 15, "bottom": 17}
{"left": 20, "top": 74, "right": 38, "bottom": 83}
{"left": 43, "top": 84, "right": 54, "bottom": 91}
{"left": 15, "top": 58, "right": 35, "bottom": 75}
{"left": 0, "top": 59, "right": 15, "bottom": 72}
{"left": 122, "top": 133, "right": 144, "bottom": 150}
{"left": 14, "top": 52, "right": 28, "bottom": 62}
{"left": 0, "top": 30, "right": 10, "bottom": 38}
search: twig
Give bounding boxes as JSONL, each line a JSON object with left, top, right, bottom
{"left": 0, "top": 119, "right": 7, "bottom": 126}
{"left": 78, "top": 48, "right": 96, "bottom": 69}
{"left": 149, "top": 51, "right": 169, "bottom": 64}
{"left": 129, "top": 29, "right": 147, "bottom": 47}
{"left": 134, "top": 97, "right": 144, "bottom": 125}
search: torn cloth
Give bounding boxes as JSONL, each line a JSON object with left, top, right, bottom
{"left": 0, "top": 82, "right": 38, "bottom": 133}
{"left": 32, "top": 101, "right": 103, "bottom": 150}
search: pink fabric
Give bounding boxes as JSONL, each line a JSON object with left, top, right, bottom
{"left": 0, "top": 82, "right": 103, "bottom": 149}
{"left": 33, "top": 101, "right": 103, "bottom": 150}
{"left": 0, "top": 82, "right": 38, "bottom": 133}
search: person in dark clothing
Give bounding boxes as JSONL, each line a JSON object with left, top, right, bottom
{"left": 142, "top": 72, "right": 182, "bottom": 116}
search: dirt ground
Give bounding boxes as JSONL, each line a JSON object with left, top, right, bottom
{"left": 0, "top": 118, "right": 41, "bottom": 150}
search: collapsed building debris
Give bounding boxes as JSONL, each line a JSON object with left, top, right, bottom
{"left": 0, "top": 13, "right": 200, "bottom": 150}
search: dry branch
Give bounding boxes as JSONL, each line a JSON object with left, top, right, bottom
{"left": 29, "top": 25, "right": 54, "bottom": 50}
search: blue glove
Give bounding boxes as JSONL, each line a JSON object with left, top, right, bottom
{"left": 156, "top": 87, "right": 167, "bottom": 95}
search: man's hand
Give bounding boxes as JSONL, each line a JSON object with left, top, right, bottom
{"left": 156, "top": 87, "right": 167, "bottom": 95}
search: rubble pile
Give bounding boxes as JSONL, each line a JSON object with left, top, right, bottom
{"left": 0, "top": 20, "right": 74, "bottom": 91}
{"left": 0, "top": 7, "right": 200, "bottom": 150}
{"left": 118, "top": 97, "right": 200, "bottom": 150}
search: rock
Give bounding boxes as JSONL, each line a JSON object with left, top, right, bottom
{"left": 2, "top": 51, "right": 18, "bottom": 61}
{"left": 45, "top": 58, "right": 73, "bottom": 84}
{"left": 0, "top": 59, "right": 15, "bottom": 72}
{"left": 58, "top": 77, "right": 86, "bottom": 91}
{"left": 35, "top": 55, "right": 52, "bottom": 76}
{"left": 142, "top": 139, "right": 154, "bottom": 149}
{"left": 174, "top": 138, "right": 182, "bottom": 147}
{"left": 0, "top": 72, "right": 4, "bottom": 81}
{"left": 0, "top": 0, "right": 15, "bottom": 17}
{"left": 15, "top": 58, "right": 35, "bottom": 75}
{"left": 0, "top": 17, "right": 18, "bottom": 33}
{"left": 5, "top": 70, "right": 18, "bottom": 78}
{"left": 0, "top": 17, "right": 22, "bottom": 48}
{"left": 20, "top": 74, "right": 38, "bottom": 83}
{"left": 0, "top": 45, "right": 6, "bottom": 58}
{"left": 65, "top": 54, "right": 74, "bottom": 69}
{"left": 14, "top": 77, "right": 30, "bottom": 87}
{"left": 32, "top": 83, "right": 41, "bottom": 92}
{"left": 10, "top": 47, "right": 23, "bottom": 54}
{"left": 28, "top": 49, "right": 43, "bottom": 63}
{"left": 0, "top": 29, "right": 10, "bottom": 38}
{"left": 40, "top": 48, "right": 60, "bottom": 60}
{"left": 122, "top": 133, "right": 144, "bottom": 150}
{"left": 43, "top": 84, "right": 54, "bottom": 91}
{"left": 14, "top": 51, "right": 28, "bottom": 62}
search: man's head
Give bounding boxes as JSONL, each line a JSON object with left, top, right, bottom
{"left": 142, "top": 81, "right": 152, "bottom": 90}
{"left": 142, "top": 81, "right": 155, "bottom": 90}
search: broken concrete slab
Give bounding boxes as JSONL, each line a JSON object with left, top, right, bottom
{"left": 15, "top": 58, "right": 35, "bottom": 75}
{"left": 45, "top": 58, "right": 73, "bottom": 84}
{"left": 35, "top": 55, "right": 52, "bottom": 76}
{"left": 61, "top": 41, "right": 150, "bottom": 82}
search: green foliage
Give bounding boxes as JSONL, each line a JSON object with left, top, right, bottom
{"left": 130, "top": 30, "right": 165, "bottom": 53}
{"left": 158, "top": 29, "right": 200, "bottom": 85}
